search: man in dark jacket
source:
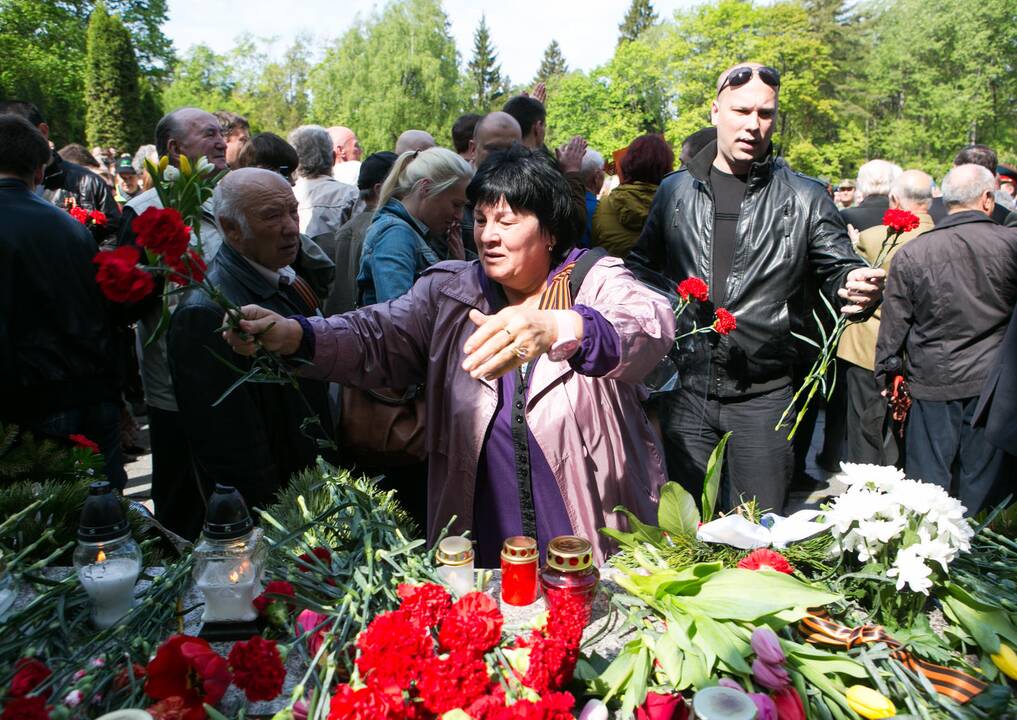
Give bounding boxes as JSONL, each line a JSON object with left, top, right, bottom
{"left": 841, "top": 159, "right": 900, "bottom": 232}
{"left": 627, "top": 63, "right": 884, "bottom": 512}
{"left": 0, "top": 101, "right": 121, "bottom": 245}
{"left": 167, "top": 169, "right": 332, "bottom": 533}
{"left": 929, "top": 145, "right": 1012, "bottom": 226}
{"left": 876, "top": 163, "right": 1017, "bottom": 512}
{"left": 0, "top": 115, "right": 125, "bottom": 487}
{"left": 974, "top": 310, "right": 1017, "bottom": 458}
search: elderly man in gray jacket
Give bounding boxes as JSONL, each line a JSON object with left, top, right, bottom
{"left": 876, "top": 163, "right": 1017, "bottom": 512}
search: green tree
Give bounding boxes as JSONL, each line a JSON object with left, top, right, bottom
{"left": 534, "top": 40, "right": 568, "bottom": 85}
{"left": 0, "top": 0, "right": 172, "bottom": 145}
{"left": 84, "top": 3, "right": 142, "bottom": 149}
{"left": 618, "top": 0, "right": 658, "bottom": 44}
{"left": 308, "top": 0, "right": 464, "bottom": 152}
{"left": 162, "top": 44, "right": 235, "bottom": 113}
{"left": 466, "top": 14, "right": 506, "bottom": 111}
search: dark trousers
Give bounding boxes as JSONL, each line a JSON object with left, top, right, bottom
{"left": 660, "top": 385, "right": 794, "bottom": 513}
{"left": 149, "top": 406, "right": 206, "bottom": 540}
{"left": 817, "top": 362, "right": 847, "bottom": 471}
{"left": 843, "top": 362, "right": 899, "bottom": 466}
{"left": 906, "top": 396, "right": 1009, "bottom": 514}
{"left": 33, "top": 401, "right": 126, "bottom": 489}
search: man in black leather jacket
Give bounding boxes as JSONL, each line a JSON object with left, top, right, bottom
{"left": 627, "top": 63, "right": 884, "bottom": 512}
{"left": 0, "top": 115, "right": 125, "bottom": 487}
{"left": 0, "top": 101, "right": 121, "bottom": 245}
{"left": 167, "top": 169, "right": 332, "bottom": 537}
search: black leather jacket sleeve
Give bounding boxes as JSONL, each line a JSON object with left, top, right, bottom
{"left": 804, "top": 189, "right": 865, "bottom": 312}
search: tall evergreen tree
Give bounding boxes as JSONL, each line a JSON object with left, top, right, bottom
{"left": 534, "top": 40, "right": 568, "bottom": 85}
{"left": 618, "top": 0, "right": 659, "bottom": 44}
{"left": 84, "top": 2, "right": 142, "bottom": 149}
{"left": 467, "top": 15, "right": 505, "bottom": 110}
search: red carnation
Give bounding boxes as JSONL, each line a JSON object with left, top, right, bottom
{"left": 327, "top": 684, "right": 402, "bottom": 720}
{"left": 253, "top": 580, "right": 296, "bottom": 615}
{"left": 416, "top": 651, "right": 491, "bottom": 714}
{"left": 69, "top": 206, "right": 89, "bottom": 224}
{"left": 486, "top": 691, "right": 575, "bottom": 720}
{"left": 882, "top": 208, "right": 920, "bottom": 234}
{"left": 438, "top": 591, "right": 503, "bottom": 658}
{"left": 517, "top": 632, "right": 575, "bottom": 694}
{"left": 144, "top": 635, "right": 231, "bottom": 720}
{"left": 68, "top": 434, "right": 100, "bottom": 455}
{"left": 738, "top": 548, "right": 794, "bottom": 574}
{"left": 228, "top": 635, "right": 286, "bottom": 702}
{"left": 355, "top": 610, "right": 432, "bottom": 691}
{"left": 167, "top": 248, "right": 207, "bottom": 285}
{"left": 676, "top": 277, "right": 709, "bottom": 302}
{"left": 397, "top": 582, "right": 452, "bottom": 631}
{"left": 9, "top": 658, "right": 51, "bottom": 698}
{"left": 88, "top": 210, "right": 108, "bottom": 226}
{"left": 94, "top": 246, "right": 154, "bottom": 303}
{"left": 112, "top": 663, "right": 147, "bottom": 691}
{"left": 133, "top": 207, "right": 191, "bottom": 262}
{"left": 0, "top": 696, "right": 50, "bottom": 720}
{"left": 545, "top": 593, "right": 590, "bottom": 649}
{"left": 297, "top": 547, "right": 335, "bottom": 585}
{"left": 712, "top": 308, "right": 737, "bottom": 335}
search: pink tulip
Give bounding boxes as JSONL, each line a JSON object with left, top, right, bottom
{"left": 751, "top": 627, "right": 785, "bottom": 665}
{"left": 296, "top": 609, "right": 328, "bottom": 657}
{"left": 752, "top": 658, "right": 790, "bottom": 690}
{"left": 771, "top": 687, "right": 806, "bottom": 720}
{"left": 749, "top": 693, "right": 778, "bottom": 720}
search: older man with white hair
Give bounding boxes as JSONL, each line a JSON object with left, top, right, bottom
{"left": 578, "top": 148, "right": 604, "bottom": 247}
{"left": 838, "top": 170, "right": 936, "bottom": 465}
{"left": 290, "top": 124, "right": 359, "bottom": 259}
{"left": 876, "top": 164, "right": 1017, "bottom": 512}
{"left": 842, "top": 159, "right": 903, "bottom": 232}
{"left": 167, "top": 168, "right": 333, "bottom": 515}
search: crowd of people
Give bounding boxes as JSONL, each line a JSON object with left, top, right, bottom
{"left": 2, "top": 62, "right": 1015, "bottom": 565}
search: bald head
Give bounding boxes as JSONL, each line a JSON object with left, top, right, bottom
{"left": 716, "top": 62, "right": 779, "bottom": 97}
{"left": 156, "top": 107, "right": 228, "bottom": 171}
{"left": 214, "top": 168, "right": 300, "bottom": 270}
{"left": 889, "top": 170, "right": 933, "bottom": 213}
{"left": 470, "top": 112, "right": 522, "bottom": 168}
{"left": 395, "top": 129, "right": 436, "bottom": 155}
{"left": 941, "top": 164, "right": 997, "bottom": 216}
{"left": 327, "top": 126, "right": 361, "bottom": 164}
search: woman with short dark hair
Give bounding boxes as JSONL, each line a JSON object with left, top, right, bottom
{"left": 592, "top": 134, "right": 674, "bottom": 258}
{"left": 224, "top": 146, "right": 675, "bottom": 566}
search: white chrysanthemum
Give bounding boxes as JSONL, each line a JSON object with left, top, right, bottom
{"left": 836, "top": 463, "right": 905, "bottom": 490}
{"left": 858, "top": 516, "right": 908, "bottom": 544}
{"left": 823, "top": 489, "right": 882, "bottom": 534}
{"left": 887, "top": 545, "right": 934, "bottom": 594}
{"left": 914, "top": 528, "right": 957, "bottom": 572}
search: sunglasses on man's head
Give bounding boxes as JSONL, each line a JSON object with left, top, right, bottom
{"left": 717, "top": 66, "right": 781, "bottom": 96}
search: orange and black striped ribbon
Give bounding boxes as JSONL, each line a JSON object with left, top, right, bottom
{"left": 799, "top": 610, "right": 987, "bottom": 704}
{"left": 538, "top": 261, "right": 577, "bottom": 311}
{"left": 289, "top": 275, "right": 321, "bottom": 315}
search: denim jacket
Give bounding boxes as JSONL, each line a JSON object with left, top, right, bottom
{"left": 356, "top": 199, "right": 443, "bottom": 305}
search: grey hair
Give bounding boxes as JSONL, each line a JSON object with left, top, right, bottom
{"left": 133, "top": 144, "right": 156, "bottom": 173}
{"left": 377, "top": 147, "right": 473, "bottom": 210}
{"left": 580, "top": 149, "right": 604, "bottom": 182}
{"left": 213, "top": 177, "right": 252, "bottom": 238}
{"left": 288, "top": 125, "right": 334, "bottom": 178}
{"left": 941, "top": 164, "right": 996, "bottom": 209}
{"left": 855, "top": 159, "right": 903, "bottom": 198}
{"left": 889, "top": 170, "right": 933, "bottom": 210}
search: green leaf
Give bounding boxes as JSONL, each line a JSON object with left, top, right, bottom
{"left": 692, "top": 613, "right": 752, "bottom": 674}
{"left": 596, "top": 640, "right": 641, "bottom": 702}
{"left": 615, "top": 562, "right": 723, "bottom": 603}
{"left": 674, "top": 569, "right": 840, "bottom": 621}
{"left": 658, "top": 482, "right": 700, "bottom": 537}
{"left": 701, "top": 432, "right": 731, "bottom": 522}
{"left": 654, "top": 630, "right": 684, "bottom": 687}
{"left": 621, "top": 645, "right": 651, "bottom": 718}
{"left": 143, "top": 297, "right": 171, "bottom": 349}
{"left": 609, "top": 506, "right": 665, "bottom": 546}
{"left": 785, "top": 644, "right": 867, "bottom": 679}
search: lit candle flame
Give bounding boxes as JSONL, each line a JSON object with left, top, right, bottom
{"left": 96, "top": 549, "right": 107, "bottom": 563}
{"left": 228, "top": 569, "right": 240, "bottom": 584}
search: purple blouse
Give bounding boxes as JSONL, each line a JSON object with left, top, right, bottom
{"left": 473, "top": 248, "right": 621, "bottom": 567}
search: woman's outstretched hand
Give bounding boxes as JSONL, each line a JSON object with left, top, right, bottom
{"left": 222, "top": 304, "right": 304, "bottom": 357}
{"left": 462, "top": 307, "right": 570, "bottom": 381}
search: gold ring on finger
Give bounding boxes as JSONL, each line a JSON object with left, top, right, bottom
{"left": 513, "top": 344, "right": 529, "bottom": 360}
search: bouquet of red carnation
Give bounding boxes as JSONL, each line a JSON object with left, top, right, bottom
{"left": 325, "top": 584, "right": 585, "bottom": 720}
{"left": 673, "top": 276, "right": 737, "bottom": 343}
{"left": 68, "top": 205, "right": 108, "bottom": 227}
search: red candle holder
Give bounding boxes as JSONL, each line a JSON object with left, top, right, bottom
{"left": 500, "top": 536, "right": 539, "bottom": 606}
{"left": 539, "top": 535, "right": 599, "bottom": 618}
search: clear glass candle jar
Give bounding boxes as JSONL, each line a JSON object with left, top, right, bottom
{"left": 436, "top": 535, "right": 474, "bottom": 596}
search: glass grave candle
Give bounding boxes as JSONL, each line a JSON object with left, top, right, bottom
{"left": 192, "top": 484, "right": 266, "bottom": 640}
{"left": 436, "top": 535, "right": 474, "bottom": 596}
{"left": 74, "top": 481, "right": 142, "bottom": 629}
{"left": 538, "top": 535, "right": 599, "bottom": 616}
{"left": 500, "top": 536, "right": 539, "bottom": 606}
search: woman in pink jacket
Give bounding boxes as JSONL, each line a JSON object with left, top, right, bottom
{"left": 225, "top": 146, "right": 675, "bottom": 566}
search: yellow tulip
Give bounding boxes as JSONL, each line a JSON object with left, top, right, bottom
{"left": 991, "top": 643, "right": 1017, "bottom": 680}
{"left": 178, "top": 154, "right": 192, "bottom": 177}
{"left": 845, "top": 686, "right": 896, "bottom": 719}
{"left": 158, "top": 155, "right": 168, "bottom": 172}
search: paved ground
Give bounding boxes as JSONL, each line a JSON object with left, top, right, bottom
{"left": 123, "top": 409, "right": 846, "bottom": 515}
